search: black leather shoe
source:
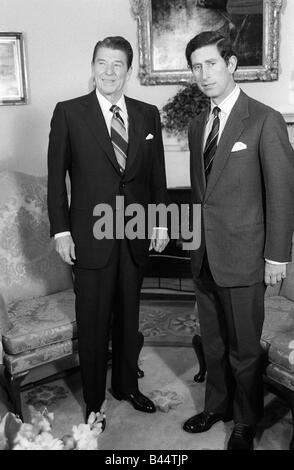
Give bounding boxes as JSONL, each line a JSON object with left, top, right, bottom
{"left": 85, "top": 406, "right": 106, "bottom": 432}
{"left": 137, "top": 367, "right": 145, "bottom": 379}
{"left": 183, "top": 411, "right": 232, "bottom": 433}
{"left": 227, "top": 423, "right": 255, "bottom": 450}
{"left": 112, "top": 390, "right": 156, "bottom": 413}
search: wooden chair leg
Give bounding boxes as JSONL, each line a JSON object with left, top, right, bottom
{"left": 138, "top": 330, "right": 144, "bottom": 353}
{"left": 4, "top": 368, "right": 29, "bottom": 421}
{"left": 278, "top": 387, "right": 294, "bottom": 450}
{"left": 137, "top": 331, "right": 145, "bottom": 379}
{"left": 0, "top": 365, "right": 12, "bottom": 403}
{"left": 264, "top": 376, "right": 294, "bottom": 450}
{"left": 192, "top": 334, "right": 207, "bottom": 383}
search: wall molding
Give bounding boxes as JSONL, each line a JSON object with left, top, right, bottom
{"left": 283, "top": 113, "right": 294, "bottom": 123}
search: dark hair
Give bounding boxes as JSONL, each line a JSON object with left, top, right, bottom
{"left": 92, "top": 36, "right": 133, "bottom": 69}
{"left": 185, "top": 31, "right": 237, "bottom": 69}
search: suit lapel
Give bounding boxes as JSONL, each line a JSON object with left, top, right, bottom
{"left": 125, "top": 97, "right": 145, "bottom": 176}
{"left": 204, "top": 91, "right": 249, "bottom": 202}
{"left": 81, "top": 91, "right": 121, "bottom": 174}
{"left": 190, "top": 109, "right": 208, "bottom": 199}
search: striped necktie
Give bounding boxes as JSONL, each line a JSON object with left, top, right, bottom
{"left": 204, "top": 106, "right": 220, "bottom": 181}
{"left": 110, "top": 105, "right": 128, "bottom": 172}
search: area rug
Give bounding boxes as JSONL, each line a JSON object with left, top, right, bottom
{"left": 8, "top": 346, "right": 293, "bottom": 450}
{"left": 139, "top": 300, "right": 196, "bottom": 347}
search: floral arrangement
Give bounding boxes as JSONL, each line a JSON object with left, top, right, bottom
{"left": 0, "top": 406, "right": 104, "bottom": 450}
{"left": 161, "top": 83, "right": 209, "bottom": 140}
{"left": 148, "top": 390, "right": 184, "bottom": 413}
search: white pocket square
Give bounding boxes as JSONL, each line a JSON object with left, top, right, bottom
{"left": 231, "top": 141, "right": 247, "bottom": 152}
{"left": 145, "top": 133, "right": 154, "bottom": 140}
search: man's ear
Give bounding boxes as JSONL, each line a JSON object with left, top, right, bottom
{"left": 228, "top": 55, "right": 238, "bottom": 74}
{"left": 91, "top": 64, "right": 95, "bottom": 83}
{"left": 126, "top": 65, "right": 133, "bottom": 82}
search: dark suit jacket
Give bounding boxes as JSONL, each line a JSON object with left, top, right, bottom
{"left": 47, "top": 91, "right": 168, "bottom": 269}
{"left": 189, "top": 90, "right": 294, "bottom": 287}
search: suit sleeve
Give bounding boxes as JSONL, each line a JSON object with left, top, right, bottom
{"left": 47, "top": 102, "right": 71, "bottom": 237}
{"left": 150, "top": 106, "right": 169, "bottom": 206}
{"left": 260, "top": 110, "right": 294, "bottom": 262}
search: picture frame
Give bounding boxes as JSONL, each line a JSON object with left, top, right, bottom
{"left": 0, "top": 32, "right": 28, "bottom": 105}
{"left": 131, "top": 0, "right": 283, "bottom": 85}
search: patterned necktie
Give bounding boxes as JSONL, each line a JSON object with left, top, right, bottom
{"left": 203, "top": 106, "right": 220, "bottom": 181}
{"left": 110, "top": 105, "right": 128, "bottom": 172}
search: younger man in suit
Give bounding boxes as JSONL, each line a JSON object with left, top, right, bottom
{"left": 183, "top": 31, "right": 294, "bottom": 449}
{"left": 47, "top": 37, "right": 169, "bottom": 430}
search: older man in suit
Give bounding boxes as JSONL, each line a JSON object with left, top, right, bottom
{"left": 182, "top": 31, "right": 294, "bottom": 450}
{"left": 47, "top": 36, "right": 169, "bottom": 430}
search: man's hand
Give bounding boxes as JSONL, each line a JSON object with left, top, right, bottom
{"left": 55, "top": 235, "right": 76, "bottom": 265}
{"left": 149, "top": 228, "right": 169, "bottom": 253}
{"left": 264, "top": 261, "right": 287, "bottom": 286}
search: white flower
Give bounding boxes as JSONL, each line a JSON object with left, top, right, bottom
{"left": 13, "top": 432, "right": 64, "bottom": 450}
{"left": 34, "top": 433, "right": 64, "bottom": 450}
{"left": 72, "top": 424, "right": 99, "bottom": 450}
{"left": 0, "top": 405, "right": 103, "bottom": 450}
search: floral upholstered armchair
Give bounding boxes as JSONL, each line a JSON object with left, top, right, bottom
{"left": 0, "top": 170, "right": 76, "bottom": 419}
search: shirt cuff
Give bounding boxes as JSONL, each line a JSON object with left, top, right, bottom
{"left": 153, "top": 227, "right": 168, "bottom": 230}
{"left": 265, "top": 259, "right": 289, "bottom": 265}
{"left": 54, "top": 231, "right": 71, "bottom": 239}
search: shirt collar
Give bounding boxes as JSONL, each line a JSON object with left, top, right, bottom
{"left": 210, "top": 85, "right": 240, "bottom": 117}
{"left": 95, "top": 89, "right": 127, "bottom": 116}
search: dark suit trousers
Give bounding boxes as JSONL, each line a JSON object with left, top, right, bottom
{"left": 194, "top": 254, "right": 266, "bottom": 426}
{"left": 73, "top": 239, "right": 144, "bottom": 411}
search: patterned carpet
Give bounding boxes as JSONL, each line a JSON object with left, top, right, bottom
{"left": 1, "top": 299, "right": 292, "bottom": 449}
{"left": 15, "top": 346, "right": 293, "bottom": 450}
{"left": 139, "top": 299, "right": 196, "bottom": 347}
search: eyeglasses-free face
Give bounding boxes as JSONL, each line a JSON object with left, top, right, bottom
{"left": 190, "top": 43, "right": 237, "bottom": 105}
{"left": 92, "top": 47, "right": 132, "bottom": 104}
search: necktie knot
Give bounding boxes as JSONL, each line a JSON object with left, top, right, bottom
{"left": 110, "top": 104, "right": 120, "bottom": 116}
{"left": 110, "top": 105, "right": 124, "bottom": 125}
{"left": 212, "top": 106, "right": 221, "bottom": 118}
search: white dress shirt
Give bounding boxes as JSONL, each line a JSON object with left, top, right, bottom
{"left": 203, "top": 84, "right": 240, "bottom": 149}
{"left": 96, "top": 89, "right": 129, "bottom": 136}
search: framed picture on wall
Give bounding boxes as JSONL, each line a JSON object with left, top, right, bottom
{"left": 131, "top": 0, "right": 283, "bottom": 85}
{"left": 0, "top": 32, "right": 28, "bottom": 105}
